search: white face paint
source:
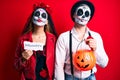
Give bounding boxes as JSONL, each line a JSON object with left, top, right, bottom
{"left": 32, "top": 8, "right": 48, "bottom": 26}
{"left": 74, "top": 4, "right": 91, "bottom": 26}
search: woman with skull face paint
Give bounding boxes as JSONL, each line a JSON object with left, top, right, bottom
{"left": 14, "top": 3, "right": 57, "bottom": 80}
{"left": 55, "top": 0, "right": 109, "bottom": 80}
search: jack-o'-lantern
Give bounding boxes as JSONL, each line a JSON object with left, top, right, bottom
{"left": 73, "top": 50, "right": 96, "bottom": 71}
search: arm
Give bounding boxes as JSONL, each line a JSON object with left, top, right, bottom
{"left": 95, "top": 34, "right": 109, "bottom": 68}
{"left": 14, "top": 38, "right": 28, "bottom": 71}
{"left": 54, "top": 35, "right": 66, "bottom": 80}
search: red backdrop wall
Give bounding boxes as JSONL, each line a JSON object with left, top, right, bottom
{"left": 0, "top": 0, "right": 120, "bottom": 80}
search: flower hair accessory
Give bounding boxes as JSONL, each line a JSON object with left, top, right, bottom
{"left": 33, "top": 2, "right": 52, "bottom": 14}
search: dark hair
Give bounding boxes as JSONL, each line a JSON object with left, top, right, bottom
{"left": 71, "top": 0, "right": 95, "bottom": 22}
{"left": 22, "top": 5, "right": 57, "bottom": 37}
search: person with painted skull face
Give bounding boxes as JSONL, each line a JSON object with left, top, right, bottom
{"left": 55, "top": 0, "right": 109, "bottom": 80}
{"left": 14, "top": 3, "right": 57, "bottom": 80}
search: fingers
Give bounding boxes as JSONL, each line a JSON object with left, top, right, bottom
{"left": 26, "top": 50, "right": 33, "bottom": 56}
{"left": 85, "top": 39, "right": 97, "bottom": 51}
{"left": 22, "top": 50, "right": 33, "bottom": 60}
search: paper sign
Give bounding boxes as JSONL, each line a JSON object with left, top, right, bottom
{"left": 24, "top": 41, "right": 44, "bottom": 51}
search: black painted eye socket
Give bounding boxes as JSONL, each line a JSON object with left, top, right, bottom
{"left": 41, "top": 13, "right": 46, "bottom": 19}
{"left": 77, "top": 9, "right": 83, "bottom": 16}
{"left": 34, "top": 11, "right": 40, "bottom": 17}
{"left": 85, "top": 11, "right": 90, "bottom": 17}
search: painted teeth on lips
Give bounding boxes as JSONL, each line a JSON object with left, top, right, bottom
{"left": 77, "top": 17, "right": 84, "bottom": 22}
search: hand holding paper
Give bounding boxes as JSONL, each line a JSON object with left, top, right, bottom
{"left": 22, "top": 50, "right": 33, "bottom": 60}
{"left": 24, "top": 41, "right": 44, "bottom": 51}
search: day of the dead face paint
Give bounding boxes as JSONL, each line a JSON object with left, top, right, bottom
{"left": 74, "top": 4, "right": 91, "bottom": 26}
{"left": 32, "top": 8, "right": 48, "bottom": 26}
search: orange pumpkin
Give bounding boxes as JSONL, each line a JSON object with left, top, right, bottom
{"left": 73, "top": 50, "right": 96, "bottom": 71}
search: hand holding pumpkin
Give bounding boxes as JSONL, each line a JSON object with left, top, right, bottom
{"left": 73, "top": 50, "right": 96, "bottom": 71}
{"left": 85, "top": 36, "right": 97, "bottom": 51}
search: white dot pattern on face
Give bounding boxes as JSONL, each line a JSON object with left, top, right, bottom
{"left": 34, "top": 8, "right": 48, "bottom": 19}
{"left": 74, "top": 4, "right": 91, "bottom": 25}
{"left": 32, "top": 8, "right": 48, "bottom": 26}
{"left": 76, "top": 4, "right": 91, "bottom": 18}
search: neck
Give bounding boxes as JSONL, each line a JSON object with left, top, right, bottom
{"left": 33, "top": 25, "right": 45, "bottom": 35}
{"left": 74, "top": 23, "right": 87, "bottom": 34}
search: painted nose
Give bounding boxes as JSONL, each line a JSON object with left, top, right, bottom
{"left": 82, "top": 15, "right": 85, "bottom": 18}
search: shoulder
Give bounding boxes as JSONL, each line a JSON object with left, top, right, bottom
{"left": 19, "top": 32, "right": 32, "bottom": 41}
{"left": 90, "top": 31, "right": 100, "bottom": 36}
{"left": 56, "top": 31, "right": 70, "bottom": 44}
{"left": 16, "top": 32, "right": 32, "bottom": 47}
{"left": 46, "top": 32, "right": 56, "bottom": 38}
{"left": 46, "top": 32, "right": 57, "bottom": 43}
{"left": 58, "top": 31, "right": 70, "bottom": 39}
{"left": 90, "top": 30, "right": 102, "bottom": 40}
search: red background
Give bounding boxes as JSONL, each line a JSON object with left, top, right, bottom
{"left": 0, "top": 0, "right": 120, "bottom": 80}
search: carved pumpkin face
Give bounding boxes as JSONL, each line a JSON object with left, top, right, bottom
{"left": 73, "top": 50, "right": 96, "bottom": 71}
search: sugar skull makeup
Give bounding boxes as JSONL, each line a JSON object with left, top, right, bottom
{"left": 74, "top": 4, "right": 91, "bottom": 26}
{"left": 32, "top": 8, "right": 48, "bottom": 26}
